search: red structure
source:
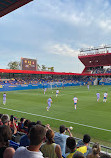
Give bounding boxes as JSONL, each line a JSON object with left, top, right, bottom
{"left": 78, "top": 45, "right": 111, "bottom": 76}
{"left": 0, "top": 68, "right": 82, "bottom": 76}
{"left": 0, "top": 0, "right": 33, "bottom": 18}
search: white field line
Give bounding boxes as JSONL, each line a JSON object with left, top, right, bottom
{"left": 0, "top": 107, "right": 111, "bottom": 132}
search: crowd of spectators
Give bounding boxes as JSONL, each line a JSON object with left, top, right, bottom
{"left": 0, "top": 76, "right": 95, "bottom": 86}
{"left": 0, "top": 113, "right": 110, "bottom": 158}
{"left": 86, "top": 67, "right": 111, "bottom": 74}
{"left": 101, "top": 78, "right": 111, "bottom": 83}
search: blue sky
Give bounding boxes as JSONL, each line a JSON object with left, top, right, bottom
{"left": 0, "top": 0, "right": 111, "bottom": 73}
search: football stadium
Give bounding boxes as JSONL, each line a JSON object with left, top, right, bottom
{"left": 0, "top": 0, "right": 111, "bottom": 158}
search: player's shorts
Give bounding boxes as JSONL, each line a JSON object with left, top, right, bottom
{"left": 74, "top": 103, "right": 77, "bottom": 105}
{"left": 56, "top": 93, "right": 58, "bottom": 94}
{"left": 104, "top": 97, "right": 106, "bottom": 99}
{"left": 48, "top": 103, "right": 51, "bottom": 107}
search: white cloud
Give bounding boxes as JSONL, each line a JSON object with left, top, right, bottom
{"left": 49, "top": 44, "right": 79, "bottom": 57}
{"left": 99, "top": 20, "right": 111, "bottom": 32}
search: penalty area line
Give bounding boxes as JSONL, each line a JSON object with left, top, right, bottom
{"left": 0, "top": 107, "right": 111, "bottom": 132}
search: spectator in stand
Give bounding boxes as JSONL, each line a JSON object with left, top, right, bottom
{"left": 77, "top": 134, "right": 92, "bottom": 156}
{"left": 54, "top": 125, "right": 72, "bottom": 157}
{"left": 41, "top": 129, "right": 62, "bottom": 158}
{"left": 73, "top": 151, "right": 85, "bottom": 158}
{"left": 13, "top": 125, "right": 46, "bottom": 158}
{"left": 66, "top": 137, "right": 77, "bottom": 158}
{"left": 1, "top": 114, "right": 19, "bottom": 150}
{"left": 36, "top": 120, "right": 42, "bottom": 125}
{"left": 20, "top": 122, "right": 36, "bottom": 147}
{"left": 87, "top": 143, "right": 101, "bottom": 158}
{"left": 10, "top": 115, "right": 18, "bottom": 134}
{"left": 21, "top": 119, "right": 31, "bottom": 134}
{"left": 0, "top": 125, "right": 15, "bottom": 158}
{"left": 1, "top": 114, "right": 17, "bottom": 135}
{"left": 17, "top": 118, "right": 25, "bottom": 132}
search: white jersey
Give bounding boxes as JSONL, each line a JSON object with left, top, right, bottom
{"left": 56, "top": 90, "right": 59, "bottom": 94}
{"left": 44, "top": 88, "right": 47, "bottom": 92}
{"left": 104, "top": 93, "right": 107, "bottom": 97}
{"left": 3, "top": 93, "right": 6, "bottom": 100}
{"left": 73, "top": 97, "right": 78, "bottom": 103}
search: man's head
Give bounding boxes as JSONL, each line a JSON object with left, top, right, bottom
{"left": 66, "top": 137, "right": 76, "bottom": 150}
{"left": 1, "top": 114, "right": 10, "bottom": 125}
{"left": 29, "top": 125, "right": 46, "bottom": 146}
{"left": 83, "top": 134, "right": 91, "bottom": 144}
{"left": 59, "top": 125, "right": 66, "bottom": 134}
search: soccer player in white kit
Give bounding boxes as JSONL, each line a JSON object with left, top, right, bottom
{"left": 56, "top": 89, "right": 59, "bottom": 97}
{"left": 44, "top": 88, "right": 47, "bottom": 95}
{"left": 96, "top": 93, "right": 100, "bottom": 102}
{"left": 103, "top": 92, "right": 108, "bottom": 102}
{"left": 73, "top": 97, "right": 78, "bottom": 110}
{"left": 3, "top": 93, "right": 6, "bottom": 105}
{"left": 46, "top": 97, "right": 52, "bottom": 111}
{"left": 87, "top": 85, "right": 89, "bottom": 90}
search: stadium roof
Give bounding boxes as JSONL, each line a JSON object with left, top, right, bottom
{"left": 78, "top": 52, "right": 111, "bottom": 67}
{"left": 0, "top": 69, "right": 111, "bottom": 76}
{"left": 0, "top": 0, "right": 33, "bottom": 18}
{"left": 0, "top": 69, "right": 82, "bottom": 76}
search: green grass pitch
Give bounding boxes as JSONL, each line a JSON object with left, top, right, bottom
{"left": 0, "top": 85, "right": 111, "bottom": 147}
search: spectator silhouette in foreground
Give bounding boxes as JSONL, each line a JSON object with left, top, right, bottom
{"left": 41, "top": 129, "right": 62, "bottom": 158}
{"left": 66, "top": 137, "right": 76, "bottom": 158}
{"left": 54, "top": 125, "right": 72, "bottom": 157}
{"left": 0, "top": 125, "right": 15, "bottom": 158}
{"left": 20, "top": 122, "right": 36, "bottom": 147}
{"left": 13, "top": 125, "right": 46, "bottom": 158}
{"left": 77, "top": 134, "right": 92, "bottom": 156}
{"left": 87, "top": 143, "right": 101, "bottom": 158}
{"left": 1, "top": 114, "right": 17, "bottom": 134}
{"left": 1, "top": 114, "right": 19, "bottom": 150}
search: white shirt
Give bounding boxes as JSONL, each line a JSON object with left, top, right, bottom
{"left": 13, "top": 147, "right": 44, "bottom": 158}
{"left": 104, "top": 93, "right": 107, "bottom": 97}
{"left": 56, "top": 90, "right": 59, "bottom": 94}
{"left": 73, "top": 97, "right": 78, "bottom": 103}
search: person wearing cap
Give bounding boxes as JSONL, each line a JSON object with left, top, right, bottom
{"left": 1, "top": 114, "right": 17, "bottom": 135}
{"left": 1, "top": 114, "right": 19, "bottom": 150}
{"left": 54, "top": 125, "right": 72, "bottom": 157}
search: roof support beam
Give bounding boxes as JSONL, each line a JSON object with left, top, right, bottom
{"left": 0, "top": 0, "right": 33, "bottom": 18}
